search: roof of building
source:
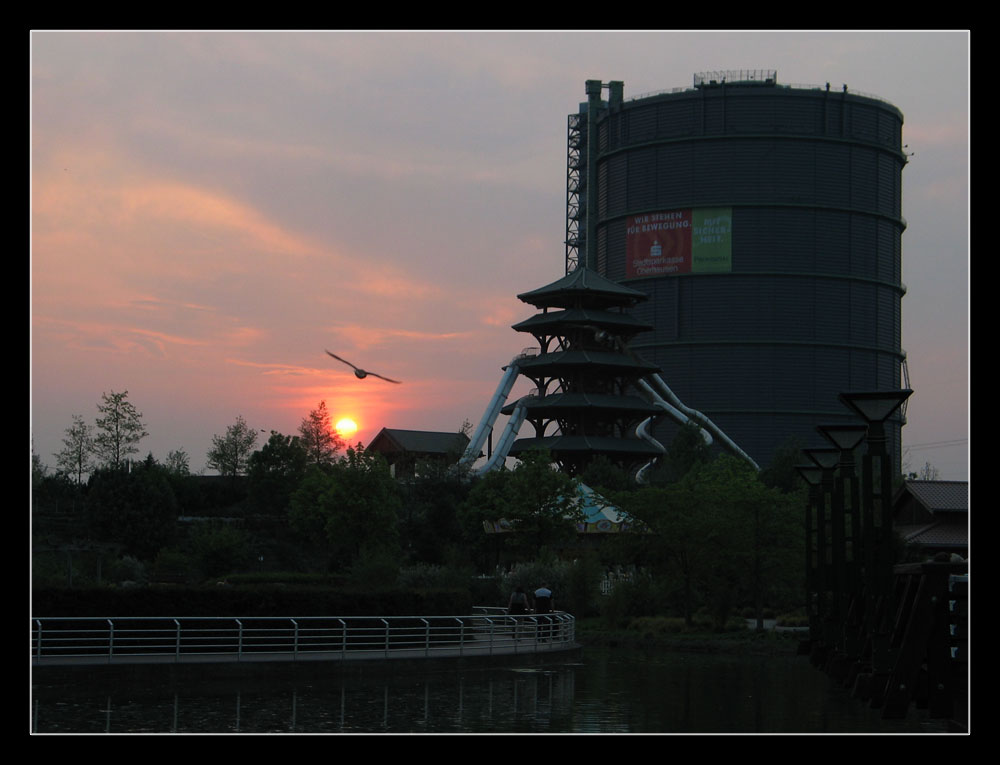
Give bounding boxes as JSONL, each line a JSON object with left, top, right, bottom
{"left": 511, "top": 307, "right": 653, "bottom": 335}
{"left": 502, "top": 392, "right": 660, "bottom": 418}
{"left": 895, "top": 480, "right": 968, "bottom": 514}
{"left": 893, "top": 479, "right": 968, "bottom": 552}
{"left": 366, "top": 428, "right": 470, "bottom": 457}
{"left": 895, "top": 521, "right": 968, "bottom": 549}
{"left": 515, "top": 349, "right": 660, "bottom": 376}
{"left": 516, "top": 267, "right": 649, "bottom": 309}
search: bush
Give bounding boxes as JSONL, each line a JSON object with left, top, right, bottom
{"left": 600, "top": 574, "right": 653, "bottom": 629}
{"left": 31, "top": 583, "right": 475, "bottom": 618}
{"left": 397, "top": 563, "right": 475, "bottom": 592}
{"left": 469, "top": 574, "right": 504, "bottom": 607}
{"left": 32, "top": 551, "right": 73, "bottom": 588}
{"left": 776, "top": 610, "right": 809, "bottom": 628}
{"left": 107, "top": 555, "right": 148, "bottom": 585}
{"left": 499, "top": 559, "right": 569, "bottom": 595}
{"left": 628, "top": 616, "right": 691, "bottom": 636}
{"left": 563, "top": 552, "right": 604, "bottom": 618}
{"left": 598, "top": 572, "right": 683, "bottom": 628}
{"left": 347, "top": 546, "right": 400, "bottom": 590}
{"left": 188, "top": 521, "right": 254, "bottom": 580}
{"left": 151, "top": 546, "right": 195, "bottom": 584}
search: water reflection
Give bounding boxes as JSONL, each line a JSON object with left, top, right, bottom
{"left": 31, "top": 647, "right": 950, "bottom": 734}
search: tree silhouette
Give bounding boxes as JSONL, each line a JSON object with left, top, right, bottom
{"left": 93, "top": 390, "right": 148, "bottom": 470}
{"left": 164, "top": 449, "right": 191, "bottom": 476}
{"left": 298, "top": 400, "right": 342, "bottom": 467}
{"left": 86, "top": 457, "right": 178, "bottom": 559}
{"left": 55, "top": 414, "right": 95, "bottom": 484}
{"left": 289, "top": 446, "right": 401, "bottom": 571}
{"left": 206, "top": 415, "right": 259, "bottom": 478}
{"left": 248, "top": 431, "right": 309, "bottom": 514}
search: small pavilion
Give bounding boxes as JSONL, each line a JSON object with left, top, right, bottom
{"left": 366, "top": 428, "right": 471, "bottom": 479}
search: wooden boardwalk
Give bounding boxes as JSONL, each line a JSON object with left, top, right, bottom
{"left": 804, "top": 559, "right": 967, "bottom": 731}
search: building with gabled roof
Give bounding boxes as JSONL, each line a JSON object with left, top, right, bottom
{"left": 893, "top": 479, "right": 968, "bottom": 558}
{"left": 365, "top": 428, "right": 470, "bottom": 479}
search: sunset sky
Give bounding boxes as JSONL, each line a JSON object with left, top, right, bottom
{"left": 30, "top": 31, "right": 969, "bottom": 479}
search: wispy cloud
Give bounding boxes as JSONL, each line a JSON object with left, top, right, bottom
{"left": 324, "top": 323, "right": 473, "bottom": 350}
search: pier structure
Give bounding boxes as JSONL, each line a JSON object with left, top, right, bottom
{"left": 798, "top": 389, "right": 967, "bottom": 730}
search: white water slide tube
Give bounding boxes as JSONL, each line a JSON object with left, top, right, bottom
{"left": 474, "top": 399, "right": 529, "bottom": 475}
{"left": 459, "top": 351, "right": 758, "bottom": 479}
{"left": 635, "top": 372, "right": 759, "bottom": 474}
{"left": 459, "top": 357, "right": 523, "bottom": 469}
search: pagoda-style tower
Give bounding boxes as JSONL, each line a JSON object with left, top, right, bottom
{"left": 503, "top": 267, "right": 663, "bottom": 476}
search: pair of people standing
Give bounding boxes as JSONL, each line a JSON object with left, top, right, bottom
{"left": 506, "top": 585, "right": 554, "bottom": 614}
{"left": 507, "top": 584, "right": 555, "bottom": 640}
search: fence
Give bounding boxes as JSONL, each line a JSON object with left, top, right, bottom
{"left": 31, "top": 609, "right": 576, "bottom": 665}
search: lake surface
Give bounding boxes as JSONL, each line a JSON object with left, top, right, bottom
{"left": 31, "top": 646, "right": 952, "bottom": 734}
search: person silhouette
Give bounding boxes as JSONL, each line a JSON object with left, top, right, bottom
{"left": 533, "top": 584, "right": 553, "bottom": 641}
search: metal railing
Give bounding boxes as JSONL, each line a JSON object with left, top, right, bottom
{"left": 31, "top": 610, "right": 575, "bottom": 665}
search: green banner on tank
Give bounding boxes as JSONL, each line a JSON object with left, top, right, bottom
{"left": 691, "top": 208, "right": 732, "bottom": 273}
{"left": 626, "top": 207, "right": 731, "bottom": 277}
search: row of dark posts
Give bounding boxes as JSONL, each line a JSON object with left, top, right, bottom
{"left": 795, "top": 389, "right": 966, "bottom": 727}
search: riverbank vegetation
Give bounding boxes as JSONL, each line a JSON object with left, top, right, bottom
{"left": 574, "top": 615, "right": 805, "bottom": 656}
{"left": 34, "top": 399, "right": 821, "bottom": 631}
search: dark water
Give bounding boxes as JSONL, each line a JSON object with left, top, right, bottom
{"left": 31, "top": 647, "right": 952, "bottom": 734}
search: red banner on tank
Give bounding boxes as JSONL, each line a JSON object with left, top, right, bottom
{"left": 626, "top": 210, "right": 693, "bottom": 277}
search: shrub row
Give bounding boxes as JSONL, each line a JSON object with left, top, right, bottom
{"left": 32, "top": 585, "right": 474, "bottom": 618}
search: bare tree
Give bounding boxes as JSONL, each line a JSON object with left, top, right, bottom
{"left": 918, "top": 461, "right": 941, "bottom": 480}
{"left": 206, "top": 415, "right": 259, "bottom": 477}
{"left": 94, "top": 390, "right": 148, "bottom": 470}
{"left": 298, "top": 400, "right": 342, "bottom": 467}
{"left": 165, "top": 448, "right": 191, "bottom": 476}
{"left": 55, "top": 414, "right": 96, "bottom": 484}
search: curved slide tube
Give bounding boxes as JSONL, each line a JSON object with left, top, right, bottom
{"left": 611, "top": 334, "right": 758, "bottom": 473}
{"left": 633, "top": 414, "right": 666, "bottom": 484}
{"left": 640, "top": 372, "right": 759, "bottom": 472}
{"left": 459, "top": 358, "right": 522, "bottom": 468}
{"left": 634, "top": 377, "right": 713, "bottom": 483}
{"left": 460, "top": 347, "right": 758, "bottom": 479}
{"left": 473, "top": 398, "right": 528, "bottom": 475}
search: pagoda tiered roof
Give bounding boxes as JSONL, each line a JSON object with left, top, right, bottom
{"left": 515, "top": 349, "right": 659, "bottom": 377}
{"left": 511, "top": 307, "right": 653, "bottom": 336}
{"left": 501, "top": 392, "right": 659, "bottom": 418}
{"left": 516, "top": 267, "right": 649, "bottom": 309}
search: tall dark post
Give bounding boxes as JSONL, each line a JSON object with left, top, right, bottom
{"left": 804, "top": 447, "right": 841, "bottom": 664}
{"left": 817, "top": 424, "right": 869, "bottom": 682}
{"left": 837, "top": 390, "right": 912, "bottom": 705}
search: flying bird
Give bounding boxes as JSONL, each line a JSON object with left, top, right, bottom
{"left": 325, "top": 351, "right": 401, "bottom": 384}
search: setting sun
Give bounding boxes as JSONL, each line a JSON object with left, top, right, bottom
{"left": 335, "top": 418, "right": 359, "bottom": 438}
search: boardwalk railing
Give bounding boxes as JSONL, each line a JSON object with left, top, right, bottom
{"left": 31, "top": 609, "right": 576, "bottom": 665}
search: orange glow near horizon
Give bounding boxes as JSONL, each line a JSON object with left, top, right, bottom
{"left": 335, "top": 417, "right": 359, "bottom": 439}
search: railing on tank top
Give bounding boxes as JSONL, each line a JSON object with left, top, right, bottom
{"left": 31, "top": 609, "right": 576, "bottom": 665}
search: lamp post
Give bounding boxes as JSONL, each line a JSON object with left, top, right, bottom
{"left": 837, "top": 390, "right": 912, "bottom": 701}
{"left": 804, "top": 447, "right": 841, "bottom": 661}
{"left": 816, "top": 424, "right": 869, "bottom": 681}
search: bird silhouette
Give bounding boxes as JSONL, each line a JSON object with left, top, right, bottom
{"left": 325, "top": 351, "right": 401, "bottom": 383}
